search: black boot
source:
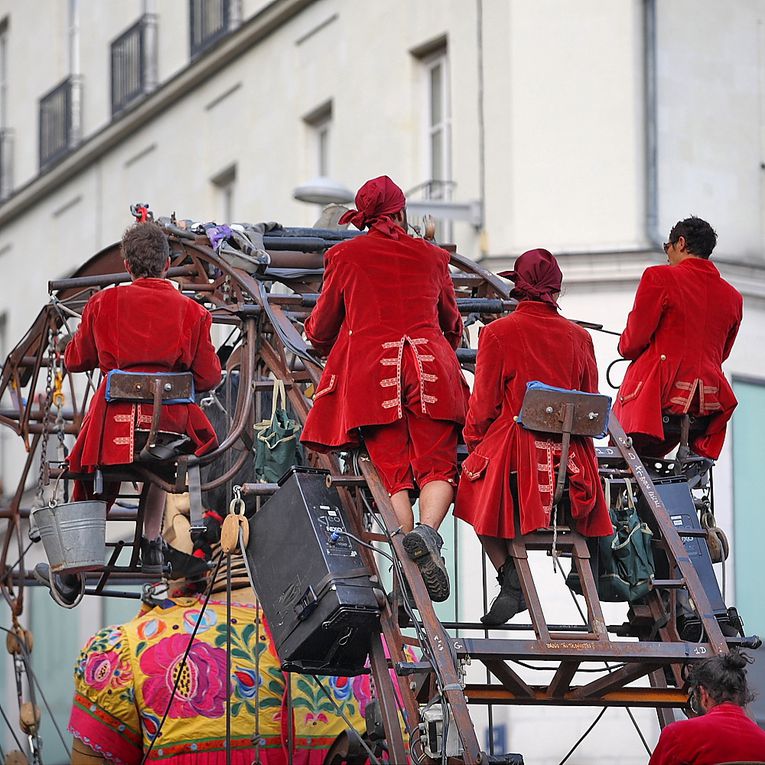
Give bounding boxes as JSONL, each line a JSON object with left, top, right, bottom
{"left": 402, "top": 524, "right": 450, "bottom": 602}
{"left": 34, "top": 563, "right": 84, "bottom": 607}
{"left": 481, "top": 556, "right": 527, "bottom": 626}
{"left": 140, "top": 537, "right": 165, "bottom": 574}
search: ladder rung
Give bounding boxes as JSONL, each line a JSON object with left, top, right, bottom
{"left": 650, "top": 579, "right": 687, "bottom": 589}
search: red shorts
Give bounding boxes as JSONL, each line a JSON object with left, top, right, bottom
{"left": 363, "top": 348, "right": 459, "bottom": 495}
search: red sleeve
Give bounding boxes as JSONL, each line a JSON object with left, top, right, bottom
{"left": 580, "top": 332, "right": 599, "bottom": 394}
{"left": 618, "top": 268, "right": 667, "bottom": 360}
{"left": 64, "top": 297, "right": 99, "bottom": 373}
{"left": 437, "top": 258, "right": 463, "bottom": 350}
{"left": 304, "top": 249, "right": 346, "bottom": 357}
{"left": 463, "top": 328, "right": 505, "bottom": 452}
{"left": 648, "top": 723, "right": 681, "bottom": 765}
{"left": 190, "top": 310, "right": 222, "bottom": 392}
{"left": 722, "top": 296, "right": 743, "bottom": 362}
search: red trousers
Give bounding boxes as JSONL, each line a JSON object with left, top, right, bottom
{"left": 362, "top": 348, "right": 459, "bottom": 495}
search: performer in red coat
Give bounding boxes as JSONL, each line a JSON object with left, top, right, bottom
{"left": 455, "top": 249, "right": 612, "bottom": 625}
{"left": 614, "top": 216, "right": 742, "bottom": 460}
{"left": 65, "top": 222, "right": 221, "bottom": 566}
{"left": 650, "top": 651, "right": 765, "bottom": 765}
{"left": 301, "top": 176, "right": 469, "bottom": 601}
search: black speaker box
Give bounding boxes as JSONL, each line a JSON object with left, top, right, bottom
{"left": 641, "top": 478, "right": 734, "bottom": 636}
{"left": 244, "top": 468, "right": 382, "bottom": 675}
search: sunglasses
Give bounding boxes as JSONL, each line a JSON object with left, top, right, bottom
{"left": 663, "top": 241, "right": 672, "bottom": 254}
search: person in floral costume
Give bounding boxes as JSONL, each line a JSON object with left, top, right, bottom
{"left": 68, "top": 591, "right": 373, "bottom": 765}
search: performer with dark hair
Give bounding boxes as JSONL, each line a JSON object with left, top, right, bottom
{"left": 650, "top": 650, "right": 765, "bottom": 764}
{"left": 301, "top": 176, "right": 469, "bottom": 602}
{"left": 455, "top": 249, "right": 612, "bottom": 625}
{"left": 68, "top": 499, "right": 371, "bottom": 765}
{"left": 614, "top": 216, "right": 742, "bottom": 461}
{"left": 64, "top": 222, "right": 221, "bottom": 565}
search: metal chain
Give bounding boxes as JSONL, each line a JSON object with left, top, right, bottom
{"left": 35, "top": 329, "right": 55, "bottom": 508}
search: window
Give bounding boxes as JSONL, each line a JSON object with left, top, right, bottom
{"left": 38, "top": 2, "right": 82, "bottom": 171}
{"left": 412, "top": 40, "right": 453, "bottom": 240}
{"left": 425, "top": 50, "right": 451, "bottom": 194}
{"left": 0, "top": 19, "right": 11, "bottom": 199}
{"left": 212, "top": 164, "right": 236, "bottom": 222}
{"left": 304, "top": 101, "right": 332, "bottom": 177}
{"left": 39, "top": 78, "right": 76, "bottom": 169}
{"left": 732, "top": 377, "right": 765, "bottom": 638}
{"left": 110, "top": 14, "right": 158, "bottom": 116}
{"left": 190, "top": 0, "right": 238, "bottom": 59}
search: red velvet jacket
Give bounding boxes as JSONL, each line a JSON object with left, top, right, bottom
{"left": 649, "top": 702, "right": 765, "bottom": 765}
{"left": 454, "top": 301, "right": 612, "bottom": 539}
{"left": 613, "top": 258, "right": 742, "bottom": 459}
{"left": 300, "top": 229, "right": 469, "bottom": 452}
{"left": 65, "top": 278, "right": 221, "bottom": 473}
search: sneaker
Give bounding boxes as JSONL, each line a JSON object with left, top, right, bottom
{"left": 33, "top": 563, "right": 83, "bottom": 607}
{"left": 402, "top": 525, "right": 450, "bottom": 603}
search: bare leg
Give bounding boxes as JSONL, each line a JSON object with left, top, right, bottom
{"left": 478, "top": 534, "right": 512, "bottom": 571}
{"left": 418, "top": 479, "right": 454, "bottom": 531}
{"left": 390, "top": 490, "right": 415, "bottom": 533}
{"left": 142, "top": 483, "right": 166, "bottom": 539}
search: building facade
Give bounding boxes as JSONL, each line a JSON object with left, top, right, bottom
{"left": 0, "top": 0, "right": 764, "bottom": 762}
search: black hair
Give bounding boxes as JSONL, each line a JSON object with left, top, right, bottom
{"left": 121, "top": 222, "right": 170, "bottom": 278}
{"left": 688, "top": 650, "right": 755, "bottom": 707}
{"left": 668, "top": 216, "right": 718, "bottom": 259}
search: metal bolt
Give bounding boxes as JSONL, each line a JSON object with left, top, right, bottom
{"left": 587, "top": 411, "right": 598, "bottom": 419}
{"left": 545, "top": 406, "right": 554, "bottom": 413}
{"left": 163, "top": 383, "right": 173, "bottom": 392}
{"left": 136, "top": 384, "right": 142, "bottom": 390}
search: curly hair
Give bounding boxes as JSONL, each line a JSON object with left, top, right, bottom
{"left": 688, "top": 650, "right": 756, "bottom": 707}
{"left": 121, "top": 222, "right": 170, "bottom": 278}
{"left": 668, "top": 216, "right": 718, "bottom": 259}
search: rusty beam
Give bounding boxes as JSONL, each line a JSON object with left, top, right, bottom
{"left": 464, "top": 684, "right": 688, "bottom": 708}
{"left": 483, "top": 659, "right": 535, "bottom": 698}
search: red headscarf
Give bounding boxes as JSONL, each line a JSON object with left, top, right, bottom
{"left": 499, "top": 248, "right": 562, "bottom": 307}
{"left": 338, "top": 176, "right": 406, "bottom": 238}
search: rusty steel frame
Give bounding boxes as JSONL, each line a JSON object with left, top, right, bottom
{"left": 0, "top": 225, "right": 738, "bottom": 763}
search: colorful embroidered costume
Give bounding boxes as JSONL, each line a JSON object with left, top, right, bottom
{"left": 455, "top": 300, "right": 612, "bottom": 539}
{"left": 65, "top": 278, "right": 221, "bottom": 500}
{"left": 69, "top": 597, "right": 373, "bottom": 765}
{"left": 613, "top": 258, "right": 742, "bottom": 459}
{"left": 300, "top": 186, "right": 468, "bottom": 494}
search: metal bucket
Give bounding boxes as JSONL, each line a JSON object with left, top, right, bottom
{"left": 32, "top": 500, "right": 107, "bottom": 573}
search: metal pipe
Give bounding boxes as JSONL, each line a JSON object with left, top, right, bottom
{"left": 49, "top": 264, "right": 198, "bottom": 292}
{"left": 238, "top": 483, "right": 279, "bottom": 496}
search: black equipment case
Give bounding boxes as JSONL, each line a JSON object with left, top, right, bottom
{"left": 244, "top": 468, "right": 382, "bottom": 675}
{"left": 640, "top": 478, "right": 735, "bottom": 636}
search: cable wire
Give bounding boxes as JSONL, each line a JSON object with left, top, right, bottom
{"left": 557, "top": 707, "right": 607, "bottom": 765}
{"left": 139, "top": 552, "right": 224, "bottom": 765}
{"left": 0, "top": 701, "right": 24, "bottom": 751}
{"left": 311, "top": 675, "right": 382, "bottom": 765}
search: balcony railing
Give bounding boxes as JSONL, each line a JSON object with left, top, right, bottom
{"left": 190, "top": 0, "right": 231, "bottom": 59}
{"left": 0, "top": 129, "right": 12, "bottom": 201}
{"left": 110, "top": 14, "right": 158, "bottom": 117}
{"left": 39, "top": 76, "right": 82, "bottom": 171}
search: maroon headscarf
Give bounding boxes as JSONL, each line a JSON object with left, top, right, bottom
{"left": 338, "top": 176, "right": 406, "bottom": 238}
{"left": 499, "top": 248, "right": 562, "bottom": 307}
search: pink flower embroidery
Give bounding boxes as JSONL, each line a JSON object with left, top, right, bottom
{"left": 84, "top": 650, "right": 132, "bottom": 691}
{"left": 139, "top": 634, "right": 228, "bottom": 719}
